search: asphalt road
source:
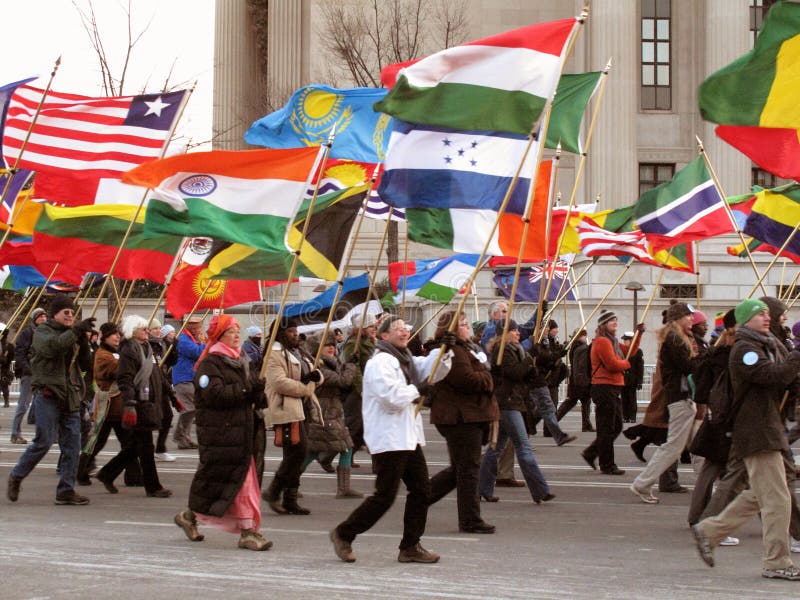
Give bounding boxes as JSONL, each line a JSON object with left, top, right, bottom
{"left": 1, "top": 402, "right": 799, "bottom": 600}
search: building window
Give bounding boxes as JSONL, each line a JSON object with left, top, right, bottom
{"left": 750, "top": 0, "right": 779, "bottom": 47}
{"left": 752, "top": 167, "right": 776, "bottom": 189}
{"left": 641, "top": 0, "right": 671, "bottom": 110}
{"left": 777, "top": 284, "right": 800, "bottom": 300}
{"left": 660, "top": 284, "right": 698, "bottom": 300}
{"left": 639, "top": 163, "right": 675, "bottom": 195}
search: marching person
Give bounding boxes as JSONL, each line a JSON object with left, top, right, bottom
{"left": 172, "top": 315, "right": 206, "bottom": 450}
{"left": 330, "top": 316, "right": 452, "bottom": 564}
{"left": 10, "top": 307, "right": 47, "bottom": 444}
{"left": 174, "top": 314, "right": 270, "bottom": 551}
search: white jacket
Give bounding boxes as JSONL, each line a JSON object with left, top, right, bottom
{"left": 362, "top": 348, "right": 451, "bottom": 454}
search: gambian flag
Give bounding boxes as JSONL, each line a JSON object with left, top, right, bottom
{"left": 743, "top": 183, "right": 800, "bottom": 257}
{"left": 699, "top": 1, "right": 800, "bottom": 129}
{"left": 123, "top": 147, "right": 320, "bottom": 253}
{"left": 33, "top": 203, "right": 184, "bottom": 283}
{"left": 375, "top": 18, "right": 579, "bottom": 135}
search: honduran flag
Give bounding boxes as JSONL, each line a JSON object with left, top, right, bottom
{"left": 633, "top": 156, "right": 730, "bottom": 251}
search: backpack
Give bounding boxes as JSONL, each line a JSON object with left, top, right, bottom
{"left": 707, "top": 369, "right": 734, "bottom": 426}
{"left": 571, "top": 342, "right": 592, "bottom": 388}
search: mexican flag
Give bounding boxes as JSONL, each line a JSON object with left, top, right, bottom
{"left": 375, "top": 18, "right": 579, "bottom": 135}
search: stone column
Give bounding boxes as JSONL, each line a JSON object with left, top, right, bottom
{"left": 585, "top": 0, "right": 638, "bottom": 211}
{"left": 212, "top": 0, "right": 266, "bottom": 150}
{"left": 702, "top": 0, "right": 750, "bottom": 197}
{"left": 267, "top": 0, "right": 306, "bottom": 101}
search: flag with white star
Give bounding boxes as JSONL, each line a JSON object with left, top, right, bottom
{"left": 2, "top": 84, "right": 187, "bottom": 206}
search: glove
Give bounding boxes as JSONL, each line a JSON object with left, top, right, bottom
{"left": 636, "top": 323, "right": 646, "bottom": 334}
{"left": 172, "top": 396, "right": 184, "bottom": 412}
{"left": 122, "top": 406, "right": 137, "bottom": 429}
{"left": 439, "top": 331, "right": 457, "bottom": 350}
{"left": 348, "top": 351, "right": 361, "bottom": 364}
{"left": 73, "top": 317, "right": 96, "bottom": 336}
{"left": 301, "top": 369, "right": 322, "bottom": 384}
{"left": 415, "top": 379, "right": 432, "bottom": 398}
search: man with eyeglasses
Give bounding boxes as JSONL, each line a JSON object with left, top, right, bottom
{"left": 7, "top": 295, "right": 95, "bottom": 505}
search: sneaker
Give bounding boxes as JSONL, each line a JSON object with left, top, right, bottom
{"left": 691, "top": 524, "right": 714, "bottom": 567}
{"left": 791, "top": 538, "right": 800, "bottom": 553}
{"left": 174, "top": 510, "right": 204, "bottom": 542}
{"left": 55, "top": 491, "right": 90, "bottom": 505}
{"left": 630, "top": 483, "right": 659, "bottom": 504}
{"left": 330, "top": 528, "right": 356, "bottom": 563}
{"left": 155, "top": 452, "right": 176, "bottom": 462}
{"left": 238, "top": 529, "right": 273, "bottom": 551}
{"left": 7, "top": 474, "right": 21, "bottom": 502}
{"left": 719, "top": 536, "right": 740, "bottom": 546}
{"left": 398, "top": 543, "right": 440, "bottom": 564}
{"left": 762, "top": 565, "right": 800, "bottom": 580}
{"left": 10, "top": 435, "right": 27, "bottom": 444}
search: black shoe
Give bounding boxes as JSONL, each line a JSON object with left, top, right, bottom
{"left": 534, "top": 493, "right": 556, "bottom": 504}
{"left": 459, "top": 522, "right": 496, "bottom": 534}
{"left": 556, "top": 434, "right": 577, "bottom": 447}
{"left": 496, "top": 478, "right": 525, "bottom": 487}
{"left": 580, "top": 450, "right": 597, "bottom": 470}
{"left": 582, "top": 425, "right": 595, "bottom": 432}
{"left": 622, "top": 428, "right": 636, "bottom": 440}
{"left": 631, "top": 442, "right": 646, "bottom": 463}
{"left": 96, "top": 473, "right": 118, "bottom": 494}
{"left": 601, "top": 466, "right": 626, "bottom": 475}
{"left": 480, "top": 494, "right": 500, "bottom": 502}
{"left": 659, "top": 485, "right": 688, "bottom": 494}
{"left": 146, "top": 488, "right": 173, "bottom": 498}
{"left": 680, "top": 450, "right": 692, "bottom": 464}
{"left": 7, "top": 475, "right": 21, "bottom": 502}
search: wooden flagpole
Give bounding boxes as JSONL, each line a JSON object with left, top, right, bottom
{"left": 116, "top": 279, "right": 138, "bottom": 321}
{"left": 543, "top": 256, "right": 598, "bottom": 326}
{"left": 746, "top": 221, "right": 800, "bottom": 298}
{"left": 5, "top": 287, "right": 35, "bottom": 333}
{"left": 159, "top": 305, "right": 212, "bottom": 368}
{"left": 145, "top": 237, "right": 191, "bottom": 328}
{"left": 409, "top": 302, "right": 451, "bottom": 342}
{"left": 696, "top": 136, "right": 766, "bottom": 296}
{"left": 0, "top": 185, "right": 34, "bottom": 255}
{"left": 75, "top": 275, "right": 98, "bottom": 313}
{"left": 9, "top": 263, "right": 60, "bottom": 345}
{"left": 624, "top": 249, "right": 674, "bottom": 359}
{"left": 400, "top": 221, "right": 411, "bottom": 321}
{"left": 781, "top": 269, "right": 800, "bottom": 302}
{"left": 260, "top": 135, "right": 335, "bottom": 379}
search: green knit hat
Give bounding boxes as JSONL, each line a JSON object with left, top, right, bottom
{"left": 734, "top": 298, "right": 768, "bottom": 325}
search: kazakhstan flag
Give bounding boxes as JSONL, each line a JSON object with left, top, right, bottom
{"left": 245, "top": 85, "right": 391, "bottom": 163}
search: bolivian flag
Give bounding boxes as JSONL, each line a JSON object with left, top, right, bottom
{"left": 699, "top": 1, "right": 800, "bottom": 128}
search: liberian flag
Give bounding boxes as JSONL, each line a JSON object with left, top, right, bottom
{"left": 633, "top": 156, "right": 730, "bottom": 251}
{"left": 123, "top": 147, "right": 321, "bottom": 253}
{"left": 375, "top": 18, "right": 579, "bottom": 135}
{"left": 394, "top": 254, "right": 485, "bottom": 304}
{"left": 3, "top": 85, "right": 187, "bottom": 206}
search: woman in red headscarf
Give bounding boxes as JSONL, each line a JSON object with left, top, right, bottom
{"left": 174, "top": 314, "right": 270, "bottom": 551}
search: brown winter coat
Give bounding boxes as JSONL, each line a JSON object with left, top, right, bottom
{"left": 430, "top": 341, "right": 497, "bottom": 424}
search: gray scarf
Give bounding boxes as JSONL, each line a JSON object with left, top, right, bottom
{"left": 133, "top": 340, "right": 154, "bottom": 401}
{"left": 375, "top": 339, "right": 422, "bottom": 386}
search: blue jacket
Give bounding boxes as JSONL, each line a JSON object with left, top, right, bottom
{"left": 172, "top": 332, "right": 206, "bottom": 385}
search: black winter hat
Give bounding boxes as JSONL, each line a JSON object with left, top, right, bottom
{"left": 598, "top": 309, "right": 616, "bottom": 326}
{"left": 99, "top": 322, "right": 120, "bottom": 341}
{"left": 722, "top": 308, "right": 736, "bottom": 330}
{"left": 48, "top": 295, "right": 75, "bottom": 317}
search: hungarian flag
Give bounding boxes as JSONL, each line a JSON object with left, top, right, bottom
{"left": 3, "top": 84, "right": 187, "bottom": 206}
{"left": 165, "top": 238, "right": 263, "bottom": 319}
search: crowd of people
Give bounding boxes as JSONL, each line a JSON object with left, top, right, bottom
{"left": 3, "top": 292, "right": 800, "bottom": 580}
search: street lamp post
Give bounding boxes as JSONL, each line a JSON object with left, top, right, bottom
{"left": 625, "top": 281, "right": 645, "bottom": 324}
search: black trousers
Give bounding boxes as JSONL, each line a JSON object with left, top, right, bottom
{"left": 97, "top": 429, "right": 162, "bottom": 494}
{"left": 621, "top": 385, "right": 638, "bottom": 421}
{"left": 429, "top": 423, "right": 485, "bottom": 528}
{"left": 273, "top": 421, "right": 308, "bottom": 491}
{"left": 336, "top": 445, "right": 430, "bottom": 550}
{"left": 155, "top": 400, "right": 173, "bottom": 454}
{"left": 584, "top": 384, "right": 623, "bottom": 471}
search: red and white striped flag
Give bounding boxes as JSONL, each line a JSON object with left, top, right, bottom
{"left": 577, "top": 218, "right": 664, "bottom": 267}
{"left": 2, "top": 85, "right": 187, "bottom": 206}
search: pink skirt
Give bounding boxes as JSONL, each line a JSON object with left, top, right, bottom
{"left": 197, "top": 458, "right": 262, "bottom": 533}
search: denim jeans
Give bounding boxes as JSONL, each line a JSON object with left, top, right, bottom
{"left": 529, "top": 386, "right": 567, "bottom": 442}
{"left": 480, "top": 409, "right": 550, "bottom": 501}
{"left": 11, "top": 390, "right": 81, "bottom": 496}
{"left": 12, "top": 375, "right": 32, "bottom": 437}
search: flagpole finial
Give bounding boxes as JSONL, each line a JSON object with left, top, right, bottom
{"left": 595, "top": 192, "right": 601, "bottom": 204}
{"left": 695, "top": 135, "right": 705, "bottom": 153}
{"left": 604, "top": 57, "right": 613, "bottom": 72}
{"left": 326, "top": 123, "right": 337, "bottom": 146}
{"left": 555, "top": 143, "right": 562, "bottom": 158}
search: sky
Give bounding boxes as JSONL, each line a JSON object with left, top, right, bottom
{"left": 1, "top": 0, "right": 215, "bottom": 149}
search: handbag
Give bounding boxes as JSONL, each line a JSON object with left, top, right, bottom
{"left": 274, "top": 421, "right": 301, "bottom": 447}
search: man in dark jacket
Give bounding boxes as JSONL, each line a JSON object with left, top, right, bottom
{"left": 7, "top": 296, "right": 94, "bottom": 505}
{"left": 11, "top": 307, "right": 47, "bottom": 444}
{"left": 692, "top": 298, "right": 800, "bottom": 580}
{"left": 621, "top": 331, "right": 644, "bottom": 423}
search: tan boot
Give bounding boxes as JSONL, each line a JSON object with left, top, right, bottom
{"left": 336, "top": 466, "right": 364, "bottom": 499}
{"left": 238, "top": 528, "right": 273, "bottom": 551}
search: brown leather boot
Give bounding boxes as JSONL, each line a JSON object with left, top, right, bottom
{"left": 336, "top": 466, "right": 364, "bottom": 499}
{"left": 261, "top": 478, "right": 287, "bottom": 514}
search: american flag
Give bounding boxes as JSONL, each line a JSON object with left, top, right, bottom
{"left": 2, "top": 85, "right": 187, "bottom": 206}
{"left": 577, "top": 218, "right": 663, "bottom": 266}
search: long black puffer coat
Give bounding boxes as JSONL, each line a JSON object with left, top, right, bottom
{"left": 189, "top": 352, "right": 266, "bottom": 517}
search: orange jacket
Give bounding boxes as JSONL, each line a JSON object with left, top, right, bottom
{"left": 590, "top": 335, "right": 638, "bottom": 386}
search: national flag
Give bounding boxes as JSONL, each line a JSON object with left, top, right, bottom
{"left": 0, "top": 168, "right": 33, "bottom": 224}
{"left": 0, "top": 77, "right": 37, "bottom": 165}
{"left": 244, "top": 85, "right": 392, "bottom": 163}
{"left": 726, "top": 235, "right": 800, "bottom": 265}
{"left": 743, "top": 183, "right": 800, "bottom": 257}
{"left": 0, "top": 265, "right": 81, "bottom": 292}
{"left": 546, "top": 72, "right": 603, "bottom": 154}
{"left": 278, "top": 273, "right": 382, "bottom": 333}
{"left": 394, "top": 254, "right": 485, "bottom": 303}
{"left": 388, "top": 258, "right": 439, "bottom": 292}
{"left": 124, "top": 147, "right": 321, "bottom": 253}
{"left": 375, "top": 19, "right": 578, "bottom": 135}
{"left": 165, "top": 238, "right": 263, "bottom": 319}
{"left": 577, "top": 218, "right": 695, "bottom": 273}
{"left": 715, "top": 125, "right": 800, "bottom": 180}
{"left": 204, "top": 181, "right": 368, "bottom": 283}
{"left": 633, "top": 155, "right": 730, "bottom": 250}
{"left": 492, "top": 260, "right": 576, "bottom": 302}
{"left": 33, "top": 203, "right": 184, "bottom": 284}
{"left": 3, "top": 85, "right": 187, "bottom": 206}
{"left": 699, "top": 1, "right": 800, "bottom": 129}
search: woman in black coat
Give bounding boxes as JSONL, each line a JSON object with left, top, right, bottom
{"left": 174, "top": 314, "right": 270, "bottom": 551}
{"left": 96, "top": 315, "right": 172, "bottom": 498}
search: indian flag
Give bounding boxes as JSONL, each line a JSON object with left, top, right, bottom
{"left": 395, "top": 254, "right": 485, "bottom": 304}
{"left": 123, "top": 147, "right": 320, "bottom": 252}
{"left": 699, "top": 1, "right": 800, "bottom": 128}
{"left": 375, "top": 18, "right": 579, "bottom": 135}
